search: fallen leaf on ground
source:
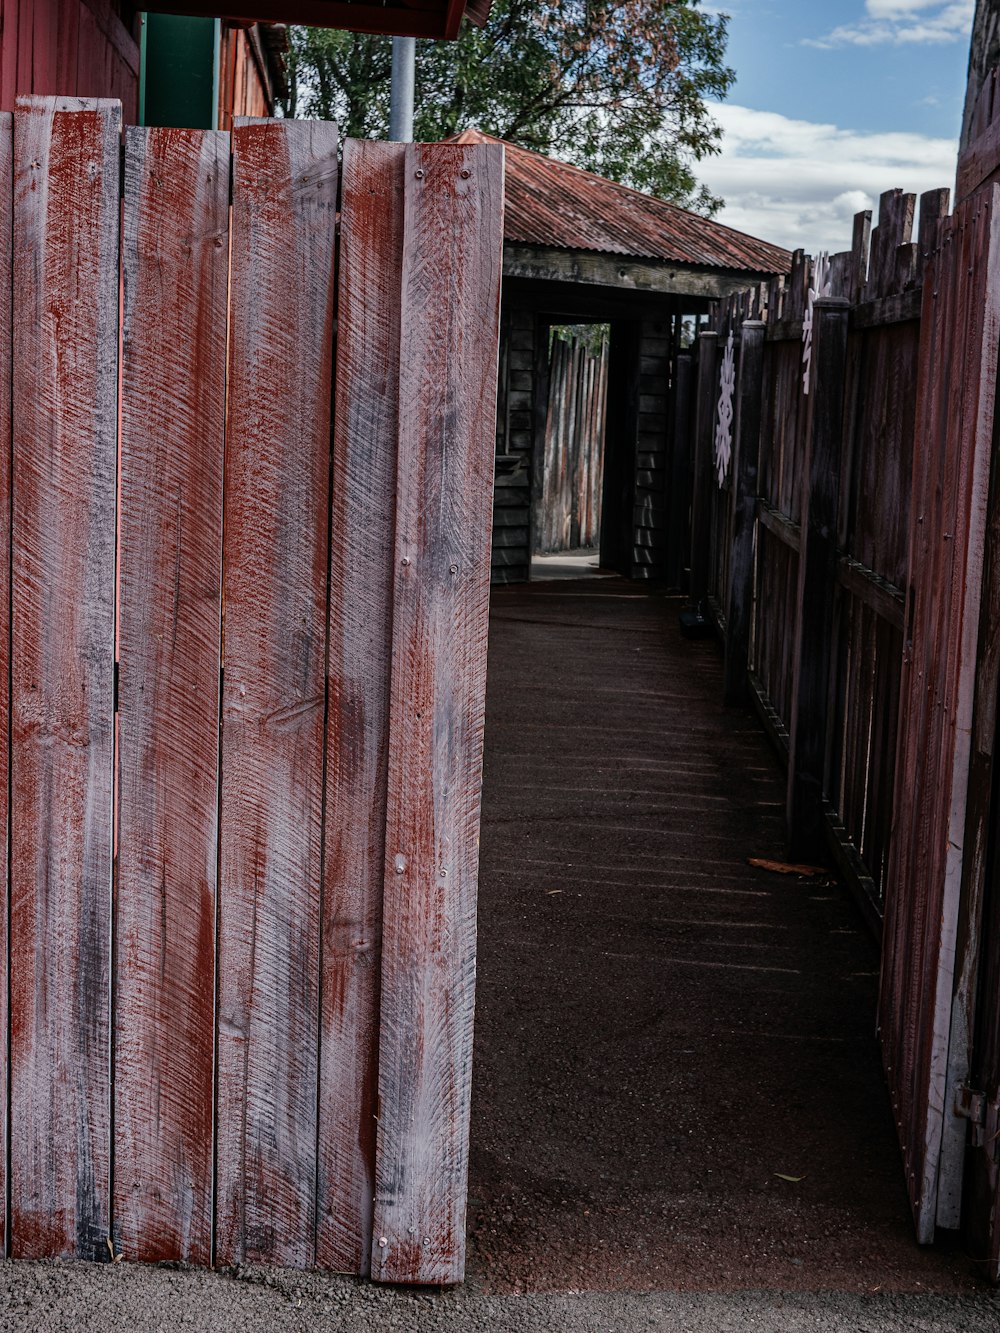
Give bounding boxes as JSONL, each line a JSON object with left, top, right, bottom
{"left": 748, "top": 857, "right": 826, "bottom": 877}
{"left": 774, "top": 1173, "right": 807, "bottom": 1182}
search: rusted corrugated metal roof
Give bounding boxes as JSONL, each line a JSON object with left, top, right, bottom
{"left": 453, "top": 128, "right": 789, "bottom": 274}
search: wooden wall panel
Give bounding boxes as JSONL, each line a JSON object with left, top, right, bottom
{"left": 372, "top": 140, "right": 503, "bottom": 1286}
{"left": 317, "top": 138, "right": 404, "bottom": 1276}
{"left": 9, "top": 95, "right": 120, "bottom": 1260}
{"left": 215, "top": 118, "right": 338, "bottom": 1269}
{"left": 114, "top": 126, "right": 228, "bottom": 1266}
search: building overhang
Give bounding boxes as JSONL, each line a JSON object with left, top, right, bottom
{"left": 147, "top": 1, "right": 492, "bottom": 40}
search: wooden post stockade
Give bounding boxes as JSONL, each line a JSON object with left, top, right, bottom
{"left": 0, "top": 97, "right": 503, "bottom": 1285}
{"left": 685, "top": 148, "right": 1000, "bottom": 1262}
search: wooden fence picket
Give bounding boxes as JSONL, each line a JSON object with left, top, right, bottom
{"left": 9, "top": 95, "right": 120, "bottom": 1260}
{"left": 372, "top": 140, "right": 503, "bottom": 1286}
{"left": 0, "top": 110, "right": 10, "bottom": 1262}
{"left": 114, "top": 125, "right": 229, "bottom": 1266}
{"left": 317, "top": 138, "right": 405, "bottom": 1275}
{"left": 215, "top": 118, "right": 338, "bottom": 1269}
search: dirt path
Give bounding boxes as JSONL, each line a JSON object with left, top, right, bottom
{"left": 467, "top": 578, "right": 982, "bottom": 1293}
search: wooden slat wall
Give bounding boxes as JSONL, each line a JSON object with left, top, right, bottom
{"left": 114, "top": 125, "right": 228, "bottom": 1266}
{"left": 10, "top": 95, "right": 120, "bottom": 1261}
{"left": 0, "top": 103, "right": 503, "bottom": 1285}
{"left": 492, "top": 306, "right": 534, "bottom": 584}
{"left": 0, "top": 1, "right": 139, "bottom": 122}
{"left": 691, "top": 175, "right": 1000, "bottom": 1249}
{"left": 631, "top": 319, "right": 671, "bottom": 580}
{"left": 372, "top": 140, "right": 503, "bottom": 1286}
{"left": 880, "top": 185, "right": 1000, "bottom": 1241}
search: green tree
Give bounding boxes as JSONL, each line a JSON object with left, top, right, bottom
{"left": 281, "top": 1, "right": 733, "bottom": 214}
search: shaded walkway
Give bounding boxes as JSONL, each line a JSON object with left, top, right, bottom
{"left": 467, "top": 578, "right": 977, "bottom": 1293}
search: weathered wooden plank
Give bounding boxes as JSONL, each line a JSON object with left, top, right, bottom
{"left": 724, "top": 321, "right": 764, "bottom": 706}
{"left": 215, "top": 117, "right": 338, "bottom": 1269}
{"left": 0, "top": 111, "right": 11, "bottom": 1261}
{"left": 917, "top": 189, "right": 950, "bottom": 281}
{"left": 10, "top": 95, "right": 120, "bottom": 1260}
{"left": 787, "top": 297, "right": 851, "bottom": 856}
{"left": 372, "top": 140, "right": 504, "bottom": 1287}
{"left": 850, "top": 209, "right": 873, "bottom": 304}
{"left": 316, "top": 138, "right": 405, "bottom": 1277}
{"left": 114, "top": 126, "right": 228, "bottom": 1267}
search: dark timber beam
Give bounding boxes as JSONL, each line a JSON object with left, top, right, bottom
{"left": 503, "top": 243, "right": 777, "bottom": 301}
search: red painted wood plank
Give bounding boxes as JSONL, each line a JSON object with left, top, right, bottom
{"left": 215, "top": 117, "right": 338, "bottom": 1269}
{"left": 31, "top": 2, "right": 59, "bottom": 94}
{"left": 0, "top": 111, "right": 12, "bottom": 1260}
{"left": 372, "top": 141, "right": 504, "bottom": 1286}
{"left": 317, "top": 138, "right": 404, "bottom": 1276}
{"left": 15, "top": 0, "right": 31, "bottom": 98}
{"left": 0, "top": 3, "right": 17, "bottom": 110}
{"left": 10, "top": 95, "right": 120, "bottom": 1260}
{"left": 114, "top": 126, "right": 228, "bottom": 1266}
{"left": 55, "top": 1, "right": 82, "bottom": 99}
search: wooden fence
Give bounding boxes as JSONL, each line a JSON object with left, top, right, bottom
{"left": 688, "top": 173, "right": 1000, "bottom": 1257}
{"left": 0, "top": 97, "right": 503, "bottom": 1284}
{"left": 535, "top": 332, "right": 608, "bottom": 553}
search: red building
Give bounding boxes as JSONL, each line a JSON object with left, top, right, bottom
{"left": 0, "top": 2, "right": 490, "bottom": 126}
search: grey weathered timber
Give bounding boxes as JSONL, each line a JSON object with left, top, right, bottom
{"left": 10, "top": 95, "right": 120, "bottom": 1262}
{"left": 319, "top": 138, "right": 405, "bottom": 1276}
{"left": 786, "top": 298, "right": 851, "bottom": 857}
{"left": 372, "top": 141, "right": 504, "bottom": 1287}
{"left": 724, "top": 321, "right": 765, "bottom": 705}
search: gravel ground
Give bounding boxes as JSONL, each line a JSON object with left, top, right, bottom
{"left": 1, "top": 1261, "right": 999, "bottom": 1333}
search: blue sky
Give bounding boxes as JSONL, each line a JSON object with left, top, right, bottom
{"left": 697, "top": 1, "right": 975, "bottom": 251}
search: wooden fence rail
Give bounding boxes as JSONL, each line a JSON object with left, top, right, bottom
{"left": 0, "top": 97, "right": 503, "bottom": 1285}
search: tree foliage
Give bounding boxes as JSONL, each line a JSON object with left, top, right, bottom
{"left": 282, "top": 1, "right": 733, "bottom": 214}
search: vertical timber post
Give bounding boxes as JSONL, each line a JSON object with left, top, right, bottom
{"left": 787, "top": 296, "right": 851, "bottom": 857}
{"left": 724, "top": 320, "right": 765, "bottom": 705}
{"left": 688, "top": 330, "right": 718, "bottom": 614}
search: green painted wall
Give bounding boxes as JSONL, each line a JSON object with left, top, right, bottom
{"left": 140, "top": 14, "right": 220, "bottom": 129}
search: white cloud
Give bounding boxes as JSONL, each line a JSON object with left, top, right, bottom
{"left": 805, "top": 0, "right": 973, "bottom": 48}
{"left": 698, "top": 104, "right": 958, "bottom": 254}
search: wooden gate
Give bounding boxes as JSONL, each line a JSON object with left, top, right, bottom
{"left": 0, "top": 97, "right": 503, "bottom": 1284}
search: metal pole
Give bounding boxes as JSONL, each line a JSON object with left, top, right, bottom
{"left": 389, "top": 36, "right": 416, "bottom": 142}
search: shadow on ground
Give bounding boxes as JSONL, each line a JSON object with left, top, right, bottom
{"left": 467, "top": 578, "right": 983, "bottom": 1294}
